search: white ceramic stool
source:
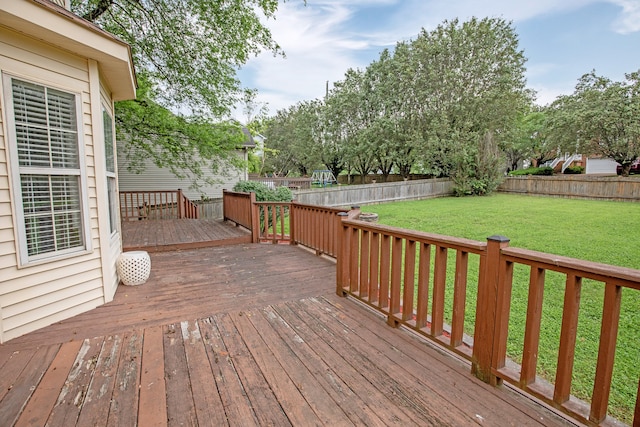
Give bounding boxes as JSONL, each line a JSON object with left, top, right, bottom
{"left": 117, "top": 251, "right": 151, "bottom": 286}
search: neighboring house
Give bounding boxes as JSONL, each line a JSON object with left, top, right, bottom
{"left": 118, "top": 127, "right": 256, "bottom": 200}
{"left": 585, "top": 157, "right": 619, "bottom": 175}
{"left": 546, "top": 154, "right": 619, "bottom": 175}
{"left": 0, "top": 0, "right": 136, "bottom": 342}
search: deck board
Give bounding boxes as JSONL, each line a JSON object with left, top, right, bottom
{"left": 0, "top": 244, "right": 577, "bottom": 426}
{"left": 122, "top": 219, "right": 252, "bottom": 252}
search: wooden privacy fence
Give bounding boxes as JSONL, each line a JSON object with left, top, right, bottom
{"left": 499, "top": 175, "right": 640, "bottom": 202}
{"left": 336, "top": 217, "right": 640, "bottom": 427}
{"left": 248, "top": 175, "right": 313, "bottom": 189}
{"left": 120, "top": 190, "right": 199, "bottom": 221}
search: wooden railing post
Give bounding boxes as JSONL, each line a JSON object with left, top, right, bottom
{"left": 336, "top": 212, "right": 349, "bottom": 297}
{"left": 472, "top": 235, "right": 510, "bottom": 384}
{"left": 177, "top": 189, "right": 185, "bottom": 218}
{"left": 222, "top": 189, "right": 228, "bottom": 221}
{"left": 250, "top": 192, "right": 260, "bottom": 243}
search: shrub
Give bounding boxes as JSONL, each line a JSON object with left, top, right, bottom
{"left": 563, "top": 166, "right": 584, "bottom": 174}
{"left": 508, "top": 166, "right": 554, "bottom": 176}
{"left": 232, "top": 181, "right": 292, "bottom": 202}
{"left": 232, "top": 181, "right": 292, "bottom": 228}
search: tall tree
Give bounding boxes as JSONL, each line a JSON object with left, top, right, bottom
{"left": 547, "top": 70, "right": 640, "bottom": 176}
{"left": 71, "top": 0, "right": 288, "bottom": 188}
{"left": 407, "top": 18, "right": 530, "bottom": 192}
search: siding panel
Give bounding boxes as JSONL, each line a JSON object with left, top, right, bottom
{"left": 117, "top": 150, "right": 247, "bottom": 200}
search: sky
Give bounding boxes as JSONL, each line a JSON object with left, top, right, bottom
{"left": 235, "top": 0, "right": 640, "bottom": 121}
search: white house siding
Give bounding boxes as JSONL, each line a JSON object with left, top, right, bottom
{"left": 118, "top": 149, "right": 249, "bottom": 200}
{"left": 585, "top": 158, "right": 618, "bottom": 175}
{"left": 0, "top": 27, "right": 114, "bottom": 342}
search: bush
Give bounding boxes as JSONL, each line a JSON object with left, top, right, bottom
{"left": 508, "top": 166, "right": 554, "bottom": 176}
{"left": 232, "top": 181, "right": 293, "bottom": 229}
{"left": 232, "top": 181, "right": 292, "bottom": 202}
{"left": 563, "top": 166, "right": 584, "bottom": 174}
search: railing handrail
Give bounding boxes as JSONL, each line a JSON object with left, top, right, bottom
{"left": 342, "top": 219, "right": 487, "bottom": 254}
{"left": 335, "top": 218, "right": 640, "bottom": 426}
{"left": 502, "top": 246, "right": 640, "bottom": 289}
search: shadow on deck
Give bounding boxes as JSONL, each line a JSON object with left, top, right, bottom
{"left": 0, "top": 244, "right": 577, "bottom": 426}
{"left": 122, "top": 219, "right": 252, "bottom": 252}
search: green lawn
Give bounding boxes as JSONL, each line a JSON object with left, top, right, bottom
{"left": 361, "top": 194, "right": 640, "bottom": 423}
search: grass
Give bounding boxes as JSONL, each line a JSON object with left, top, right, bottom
{"left": 360, "top": 194, "right": 640, "bottom": 424}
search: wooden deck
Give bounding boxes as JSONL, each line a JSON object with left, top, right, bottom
{"left": 0, "top": 244, "right": 577, "bottom": 426}
{"left": 122, "top": 219, "right": 252, "bottom": 252}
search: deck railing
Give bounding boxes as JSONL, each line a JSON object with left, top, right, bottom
{"left": 120, "top": 190, "right": 199, "bottom": 221}
{"left": 222, "top": 190, "right": 257, "bottom": 233}
{"left": 222, "top": 191, "right": 350, "bottom": 256}
{"left": 335, "top": 217, "right": 640, "bottom": 426}
{"left": 221, "top": 190, "right": 640, "bottom": 425}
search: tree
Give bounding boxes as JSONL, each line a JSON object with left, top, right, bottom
{"left": 508, "top": 109, "right": 556, "bottom": 170}
{"left": 116, "top": 77, "right": 245, "bottom": 191}
{"left": 406, "top": 18, "right": 529, "bottom": 193}
{"left": 71, "top": 0, "right": 288, "bottom": 188}
{"left": 547, "top": 70, "right": 640, "bottom": 176}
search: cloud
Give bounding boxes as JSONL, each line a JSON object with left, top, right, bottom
{"left": 609, "top": 0, "right": 640, "bottom": 33}
{"left": 236, "top": 0, "right": 640, "bottom": 119}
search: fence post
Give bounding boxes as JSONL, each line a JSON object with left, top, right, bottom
{"left": 472, "top": 235, "right": 510, "bottom": 385}
{"left": 336, "top": 212, "right": 349, "bottom": 297}
{"left": 250, "top": 192, "right": 260, "bottom": 243}
{"left": 177, "top": 189, "right": 185, "bottom": 218}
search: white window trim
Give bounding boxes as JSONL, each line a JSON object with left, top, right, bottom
{"left": 102, "top": 103, "right": 118, "bottom": 237}
{"left": 3, "top": 73, "right": 92, "bottom": 267}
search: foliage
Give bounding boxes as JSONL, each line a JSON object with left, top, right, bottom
{"left": 233, "top": 180, "right": 292, "bottom": 229}
{"left": 508, "top": 166, "right": 554, "bottom": 176}
{"left": 232, "top": 181, "right": 292, "bottom": 202}
{"left": 72, "top": 0, "right": 288, "bottom": 187}
{"left": 563, "top": 165, "right": 584, "bottom": 174}
{"left": 72, "top": 0, "right": 283, "bottom": 115}
{"left": 262, "top": 101, "right": 323, "bottom": 176}
{"left": 116, "top": 75, "right": 246, "bottom": 193}
{"left": 547, "top": 70, "right": 640, "bottom": 176}
{"left": 263, "top": 17, "right": 529, "bottom": 194}
{"left": 507, "top": 109, "right": 556, "bottom": 170}
{"left": 361, "top": 194, "right": 640, "bottom": 423}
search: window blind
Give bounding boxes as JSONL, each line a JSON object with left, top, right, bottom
{"left": 11, "top": 78, "right": 85, "bottom": 258}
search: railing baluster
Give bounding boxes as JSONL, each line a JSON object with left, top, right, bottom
{"left": 369, "top": 232, "right": 380, "bottom": 305}
{"left": 379, "top": 234, "right": 391, "bottom": 311}
{"left": 554, "top": 273, "right": 582, "bottom": 404}
{"left": 451, "top": 250, "right": 468, "bottom": 348}
{"left": 415, "top": 242, "right": 431, "bottom": 329}
{"left": 349, "top": 227, "right": 360, "bottom": 293}
{"left": 389, "top": 236, "right": 403, "bottom": 326}
{"left": 590, "top": 281, "right": 622, "bottom": 423}
{"left": 360, "top": 229, "right": 370, "bottom": 298}
{"left": 431, "top": 245, "right": 448, "bottom": 337}
{"left": 403, "top": 240, "right": 416, "bottom": 322}
{"left": 521, "top": 267, "right": 545, "bottom": 387}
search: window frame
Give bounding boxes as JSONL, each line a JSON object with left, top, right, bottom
{"left": 3, "top": 73, "right": 92, "bottom": 266}
{"left": 102, "top": 103, "right": 118, "bottom": 236}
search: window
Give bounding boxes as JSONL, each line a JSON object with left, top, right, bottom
{"left": 5, "top": 77, "right": 89, "bottom": 262}
{"left": 102, "top": 105, "right": 118, "bottom": 234}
